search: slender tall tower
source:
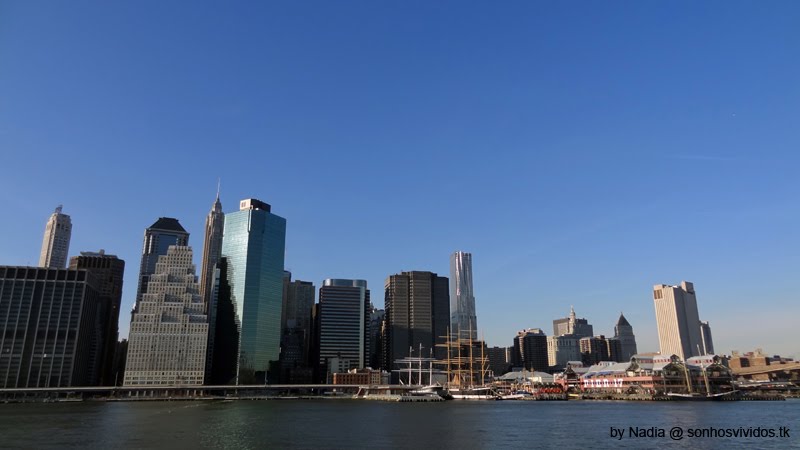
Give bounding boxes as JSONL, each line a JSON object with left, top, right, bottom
{"left": 199, "top": 184, "right": 224, "bottom": 312}
{"left": 39, "top": 205, "right": 72, "bottom": 268}
{"left": 450, "top": 251, "right": 477, "bottom": 341}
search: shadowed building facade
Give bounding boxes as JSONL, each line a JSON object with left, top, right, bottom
{"left": 0, "top": 266, "right": 102, "bottom": 388}
{"left": 134, "top": 218, "right": 189, "bottom": 309}
{"left": 384, "top": 271, "right": 450, "bottom": 373}
{"left": 316, "top": 279, "right": 370, "bottom": 379}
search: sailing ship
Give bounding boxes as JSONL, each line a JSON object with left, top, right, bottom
{"left": 437, "top": 325, "right": 498, "bottom": 400}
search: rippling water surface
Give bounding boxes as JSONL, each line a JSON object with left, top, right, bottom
{"left": 1, "top": 399, "right": 798, "bottom": 449}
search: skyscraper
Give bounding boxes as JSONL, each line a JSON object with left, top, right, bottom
{"left": 552, "top": 306, "right": 594, "bottom": 338}
{"left": 0, "top": 266, "right": 102, "bottom": 388}
{"left": 278, "top": 271, "right": 315, "bottom": 382}
{"left": 316, "top": 279, "right": 370, "bottom": 375}
{"left": 700, "top": 321, "right": 714, "bottom": 355}
{"left": 653, "top": 281, "right": 707, "bottom": 360}
{"left": 199, "top": 187, "right": 224, "bottom": 313}
{"left": 68, "top": 250, "right": 125, "bottom": 386}
{"left": 368, "top": 305, "right": 385, "bottom": 370}
{"left": 512, "top": 328, "right": 548, "bottom": 371}
{"left": 547, "top": 334, "right": 581, "bottom": 368}
{"left": 384, "top": 271, "right": 450, "bottom": 370}
{"left": 215, "top": 198, "right": 286, "bottom": 384}
{"left": 38, "top": 205, "right": 72, "bottom": 269}
{"left": 135, "top": 218, "right": 189, "bottom": 308}
{"left": 613, "top": 312, "right": 638, "bottom": 361}
{"left": 124, "top": 246, "right": 208, "bottom": 386}
{"left": 450, "top": 251, "right": 477, "bottom": 341}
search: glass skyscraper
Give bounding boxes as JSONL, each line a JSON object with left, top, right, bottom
{"left": 450, "top": 251, "right": 477, "bottom": 340}
{"left": 218, "top": 199, "right": 286, "bottom": 384}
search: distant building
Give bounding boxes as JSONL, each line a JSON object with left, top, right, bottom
{"left": 279, "top": 272, "right": 315, "bottom": 382}
{"left": 579, "top": 336, "right": 611, "bottom": 365}
{"left": 369, "top": 306, "right": 385, "bottom": 369}
{"left": 134, "top": 218, "right": 189, "bottom": 308}
{"left": 450, "top": 251, "right": 478, "bottom": 340}
{"left": 547, "top": 334, "right": 581, "bottom": 368}
{"left": 124, "top": 246, "right": 208, "bottom": 386}
{"left": 68, "top": 250, "right": 125, "bottom": 386}
{"left": 317, "top": 279, "right": 370, "bottom": 374}
{"left": 613, "top": 312, "right": 638, "bottom": 361}
{"left": 212, "top": 198, "right": 286, "bottom": 384}
{"left": 39, "top": 205, "right": 72, "bottom": 269}
{"left": 653, "top": 281, "right": 709, "bottom": 360}
{"left": 332, "top": 368, "right": 388, "bottom": 385}
{"left": 0, "top": 266, "right": 102, "bottom": 388}
{"left": 513, "top": 329, "right": 548, "bottom": 372}
{"left": 199, "top": 188, "right": 224, "bottom": 313}
{"left": 700, "top": 321, "right": 714, "bottom": 355}
{"left": 384, "top": 271, "right": 450, "bottom": 372}
{"left": 552, "top": 306, "right": 594, "bottom": 338}
{"left": 487, "top": 346, "right": 511, "bottom": 376}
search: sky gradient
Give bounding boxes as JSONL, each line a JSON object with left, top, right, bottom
{"left": 1, "top": 1, "right": 798, "bottom": 357}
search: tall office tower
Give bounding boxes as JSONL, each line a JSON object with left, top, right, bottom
{"left": 68, "top": 251, "right": 125, "bottom": 386}
{"left": 316, "top": 279, "right": 370, "bottom": 375}
{"left": 199, "top": 188, "right": 224, "bottom": 312}
{"left": 552, "top": 306, "right": 594, "bottom": 338}
{"left": 38, "top": 205, "right": 72, "bottom": 268}
{"left": 384, "top": 271, "right": 450, "bottom": 370}
{"left": 135, "top": 218, "right": 189, "bottom": 308}
{"left": 368, "top": 306, "right": 385, "bottom": 369}
{"left": 613, "top": 312, "right": 638, "bottom": 361}
{"left": 216, "top": 198, "right": 286, "bottom": 384}
{"left": 606, "top": 337, "right": 623, "bottom": 362}
{"left": 653, "top": 281, "right": 705, "bottom": 360}
{"left": 700, "top": 321, "right": 714, "bottom": 355}
{"left": 450, "top": 251, "right": 478, "bottom": 341}
{"left": 513, "top": 329, "right": 548, "bottom": 371}
{"left": 547, "top": 334, "right": 581, "bottom": 368}
{"left": 124, "top": 246, "right": 208, "bottom": 386}
{"left": 486, "top": 346, "right": 511, "bottom": 377}
{"left": 278, "top": 272, "right": 316, "bottom": 382}
{"left": 0, "top": 266, "right": 101, "bottom": 388}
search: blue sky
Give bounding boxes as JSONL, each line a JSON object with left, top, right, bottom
{"left": 1, "top": 1, "right": 798, "bottom": 357}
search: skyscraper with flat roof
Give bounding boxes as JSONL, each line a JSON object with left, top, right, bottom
{"left": 316, "top": 279, "right": 370, "bottom": 375}
{"left": 135, "top": 217, "right": 189, "bottom": 308}
{"left": 0, "top": 266, "right": 102, "bottom": 388}
{"left": 653, "top": 281, "right": 706, "bottom": 360}
{"left": 69, "top": 251, "right": 125, "bottom": 386}
{"left": 39, "top": 205, "right": 72, "bottom": 269}
{"left": 384, "top": 271, "right": 450, "bottom": 370}
{"left": 450, "top": 251, "right": 478, "bottom": 341}
{"left": 216, "top": 198, "right": 286, "bottom": 384}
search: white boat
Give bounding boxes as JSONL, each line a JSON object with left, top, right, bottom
{"left": 448, "top": 386, "right": 498, "bottom": 400}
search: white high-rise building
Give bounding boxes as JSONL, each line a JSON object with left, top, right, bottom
{"left": 124, "top": 246, "right": 208, "bottom": 386}
{"left": 450, "top": 251, "right": 477, "bottom": 340}
{"left": 38, "top": 205, "right": 72, "bottom": 268}
{"left": 653, "top": 281, "right": 706, "bottom": 361}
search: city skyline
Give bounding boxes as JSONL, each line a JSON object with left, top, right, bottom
{"left": 2, "top": 2, "right": 799, "bottom": 358}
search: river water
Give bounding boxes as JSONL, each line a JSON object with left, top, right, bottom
{"left": 0, "top": 399, "right": 798, "bottom": 449}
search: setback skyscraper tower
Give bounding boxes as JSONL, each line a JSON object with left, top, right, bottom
{"left": 134, "top": 218, "right": 189, "bottom": 308}
{"left": 613, "top": 312, "right": 638, "bottom": 361}
{"left": 199, "top": 187, "right": 224, "bottom": 312}
{"left": 450, "top": 251, "right": 478, "bottom": 340}
{"left": 214, "top": 198, "right": 286, "bottom": 384}
{"left": 39, "top": 205, "right": 72, "bottom": 268}
{"left": 124, "top": 246, "right": 208, "bottom": 386}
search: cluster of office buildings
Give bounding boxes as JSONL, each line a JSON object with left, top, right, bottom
{"left": 0, "top": 196, "right": 721, "bottom": 389}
